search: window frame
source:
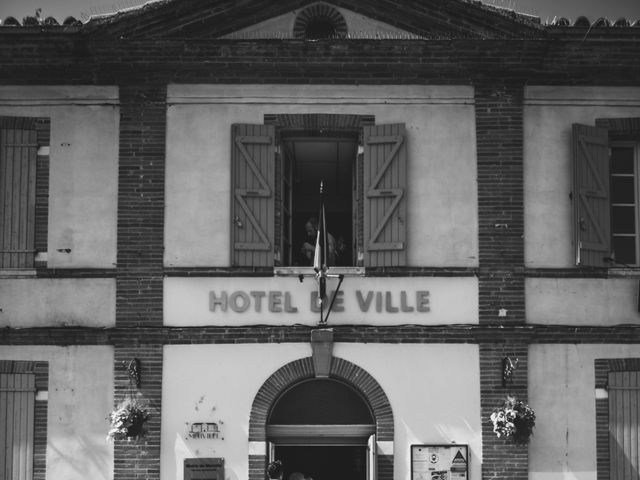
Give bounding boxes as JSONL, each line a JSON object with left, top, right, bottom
{"left": 610, "top": 141, "right": 640, "bottom": 266}
{"left": 572, "top": 118, "right": 640, "bottom": 268}
{"left": 230, "top": 115, "right": 407, "bottom": 271}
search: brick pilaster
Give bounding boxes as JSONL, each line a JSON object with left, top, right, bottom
{"left": 114, "top": 345, "right": 163, "bottom": 480}
{"left": 116, "top": 84, "right": 166, "bottom": 328}
{"left": 475, "top": 82, "right": 525, "bottom": 326}
{"left": 114, "top": 84, "right": 166, "bottom": 480}
{"left": 475, "top": 81, "right": 529, "bottom": 479}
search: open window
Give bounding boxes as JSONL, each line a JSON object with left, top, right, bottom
{"left": 230, "top": 116, "right": 407, "bottom": 269}
{"left": 572, "top": 119, "right": 640, "bottom": 267}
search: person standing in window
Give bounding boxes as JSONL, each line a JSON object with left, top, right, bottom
{"left": 300, "top": 217, "right": 337, "bottom": 266}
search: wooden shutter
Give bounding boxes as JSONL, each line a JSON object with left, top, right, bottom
{"left": 572, "top": 124, "right": 611, "bottom": 267}
{"left": 363, "top": 123, "right": 407, "bottom": 267}
{"left": 231, "top": 124, "right": 276, "bottom": 267}
{"left": 608, "top": 371, "right": 640, "bottom": 480}
{"left": 0, "top": 373, "right": 35, "bottom": 480}
{"left": 0, "top": 128, "right": 37, "bottom": 268}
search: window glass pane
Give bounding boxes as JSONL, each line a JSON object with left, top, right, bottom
{"left": 611, "top": 206, "right": 636, "bottom": 234}
{"left": 613, "top": 236, "right": 637, "bottom": 265}
{"left": 611, "top": 147, "right": 635, "bottom": 174}
{"left": 611, "top": 176, "right": 635, "bottom": 204}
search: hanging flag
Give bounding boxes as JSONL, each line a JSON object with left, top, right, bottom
{"left": 315, "top": 182, "right": 327, "bottom": 310}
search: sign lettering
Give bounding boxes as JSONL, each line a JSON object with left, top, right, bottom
{"left": 209, "top": 290, "right": 430, "bottom": 314}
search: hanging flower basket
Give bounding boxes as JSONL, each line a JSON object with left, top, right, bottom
{"left": 107, "top": 398, "right": 150, "bottom": 441}
{"left": 490, "top": 396, "right": 536, "bottom": 444}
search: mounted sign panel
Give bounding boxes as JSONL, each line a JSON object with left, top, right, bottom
{"left": 184, "top": 458, "right": 224, "bottom": 480}
{"left": 411, "top": 444, "right": 468, "bottom": 480}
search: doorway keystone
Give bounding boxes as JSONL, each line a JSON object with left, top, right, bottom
{"left": 310, "top": 328, "right": 334, "bottom": 377}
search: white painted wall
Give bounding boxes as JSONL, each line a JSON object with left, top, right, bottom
{"left": 0, "top": 278, "right": 116, "bottom": 327}
{"left": 0, "top": 345, "right": 114, "bottom": 480}
{"left": 0, "top": 86, "right": 119, "bottom": 268}
{"left": 161, "top": 343, "right": 481, "bottom": 480}
{"left": 529, "top": 344, "right": 640, "bottom": 480}
{"left": 524, "top": 86, "right": 640, "bottom": 268}
{"left": 165, "top": 84, "right": 478, "bottom": 268}
{"left": 526, "top": 278, "right": 639, "bottom": 326}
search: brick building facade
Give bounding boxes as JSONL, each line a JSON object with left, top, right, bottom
{"left": 1, "top": 1, "right": 640, "bottom": 479}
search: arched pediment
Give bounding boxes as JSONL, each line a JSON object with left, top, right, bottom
{"left": 82, "top": 0, "right": 545, "bottom": 40}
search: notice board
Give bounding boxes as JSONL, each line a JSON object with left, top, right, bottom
{"left": 411, "top": 444, "right": 468, "bottom": 480}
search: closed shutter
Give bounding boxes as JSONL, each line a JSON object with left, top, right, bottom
{"left": 363, "top": 123, "right": 407, "bottom": 267}
{"left": 608, "top": 371, "right": 640, "bottom": 480}
{"left": 0, "top": 128, "right": 37, "bottom": 268}
{"left": 231, "top": 124, "right": 276, "bottom": 267}
{"left": 0, "top": 373, "right": 35, "bottom": 480}
{"left": 572, "top": 124, "right": 611, "bottom": 267}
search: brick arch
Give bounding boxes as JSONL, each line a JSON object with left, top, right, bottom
{"left": 293, "top": 3, "right": 348, "bottom": 39}
{"left": 248, "top": 356, "right": 394, "bottom": 480}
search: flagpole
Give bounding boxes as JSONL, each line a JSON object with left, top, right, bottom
{"left": 314, "top": 181, "right": 327, "bottom": 325}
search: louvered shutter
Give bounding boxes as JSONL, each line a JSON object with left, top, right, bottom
{"left": 363, "top": 123, "right": 407, "bottom": 267}
{"left": 572, "top": 124, "right": 611, "bottom": 267}
{"left": 608, "top": 371, "right": 640, "bottom": 480}
{"left": 0, "top": 127, "right": 37, "bottom": 268}
{"left": 230, "top": 124, "right": 276, "bottom": 267}
{"left": 0, "top": 373, "right": 35, "bottom": 480}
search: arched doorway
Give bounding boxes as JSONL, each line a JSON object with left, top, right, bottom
{"left": 268, "top": 379, "right": 375, "bottom": 480}
{"left": 248, "top": 357, "right": 394, "bottom": 480}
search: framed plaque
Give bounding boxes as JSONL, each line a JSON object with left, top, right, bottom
{"left": 184, "top": 458, "right": 224, "bottom": 480}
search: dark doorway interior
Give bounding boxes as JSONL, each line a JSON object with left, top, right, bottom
{"left": 276, "top": 445, "right": 366, "bottom": 480}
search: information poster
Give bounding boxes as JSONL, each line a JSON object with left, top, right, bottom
{"left": 411, "top": 444, "right": 468, "bottom": 480}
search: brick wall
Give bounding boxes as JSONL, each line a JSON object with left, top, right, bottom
{"left": 113, "top": 84, "right": 166, "bottom": 480}
{"left": 34, "top": 118, "right": 50, "bottom": 267}
{"left": 116, "top": 84, "right": 166, "bottom": 329}
{"left": 113, "top": 345, "right": 163, "bottom": 480}
{"left": 1, "top": 36, "right": 640, "bottom": 86}
{"left": 475, "top": 81, "right": 528, "bottom": 479}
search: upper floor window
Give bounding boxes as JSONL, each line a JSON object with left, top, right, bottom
{"left": 230, "top": 115, "right": 407, "bottom": 269}
{"left": 0, "top": 117, "right": 49, "bottom": 269}
{"left": 610, "top": 143, "right": 639, "bottom": 265}
{"left": 572, "top": 119, "right": 640, "bottom": 267}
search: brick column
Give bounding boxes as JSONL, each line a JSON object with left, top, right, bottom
{"left": 116, "top": 84, "right": 166, "bottom": 328}
{"left": 114, "top": 84, "right": 166, "bottom": 480}
{"left": 475, "top": 81, "right": 529, "bottom": 479}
